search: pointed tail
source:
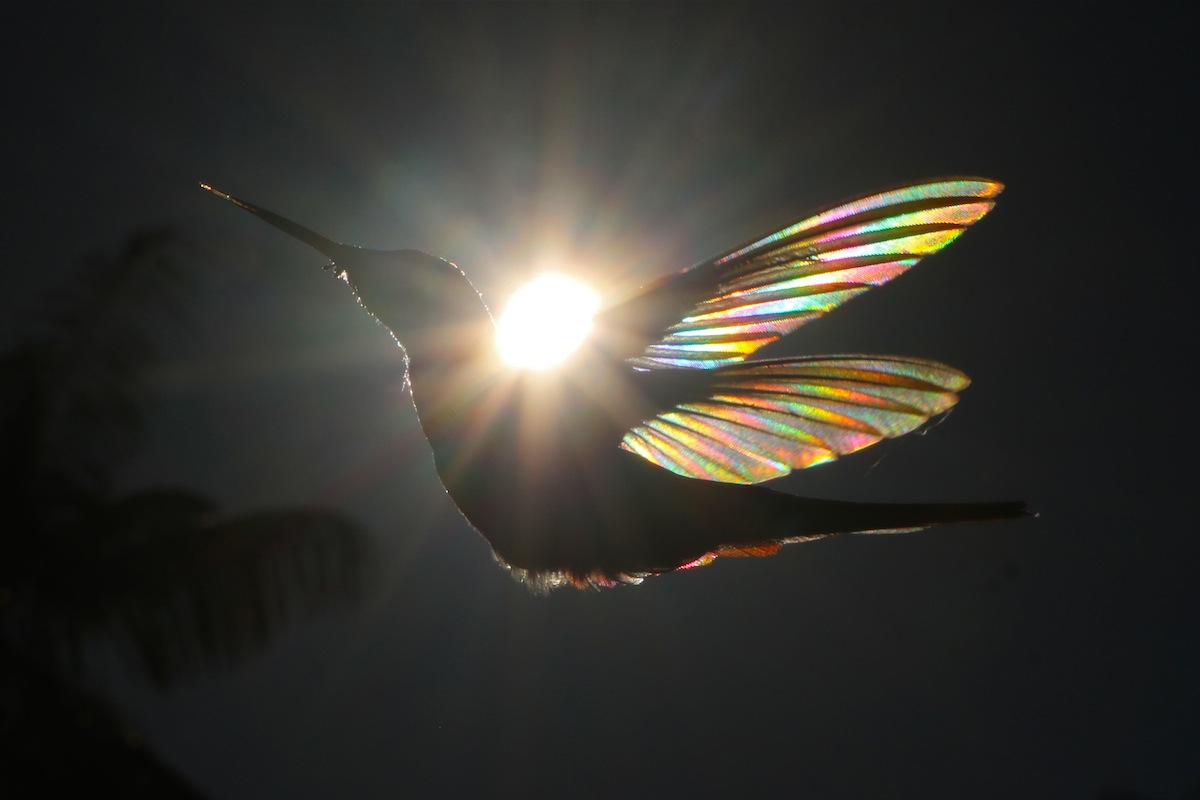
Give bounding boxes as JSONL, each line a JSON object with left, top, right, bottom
{"left": 783, "top": 497, "right": 1029, "bottom": 539}
{"left": 668, "top": 496, "right": 1030, "bottom": 584}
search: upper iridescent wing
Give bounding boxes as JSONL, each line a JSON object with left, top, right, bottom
{"left": 621, "top": 356, "right": 968, "bottom": 483}
{"left": 618, "top": 178, "right": 1003, "bottom": 370}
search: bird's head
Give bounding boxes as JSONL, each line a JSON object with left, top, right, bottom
{"left": 200, "top": 184, "right": 496, "bottom": 370}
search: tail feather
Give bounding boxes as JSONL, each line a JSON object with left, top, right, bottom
{"left": 782, "top": 497, "right": 1029, "bottom": 539}
{"left": 665, "top": 497, "right": 1029, "bottom": 582}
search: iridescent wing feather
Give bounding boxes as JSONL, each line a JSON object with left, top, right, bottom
{"left": 626, "top": 178, "right": 1003, "bottom": 370}
{"left": 621, "top": 356, "right": 968, "bottom": 484}
{"left": 615, "top": 178, "right": 1001, "bottom": 484}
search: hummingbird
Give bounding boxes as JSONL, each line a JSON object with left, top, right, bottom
{"left": 202, "top": 178, "right": 1025, "bottom": 590}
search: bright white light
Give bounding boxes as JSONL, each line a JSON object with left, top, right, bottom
{"left": 496, "top": 273, "right": 600, "bottom": 369}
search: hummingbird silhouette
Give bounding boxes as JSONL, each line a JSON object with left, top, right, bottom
{"left": 203, "top": 178, "right": 1025, "bottom": 590}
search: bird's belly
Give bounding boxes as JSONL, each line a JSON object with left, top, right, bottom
{"left": 438, "top": 430, "right": 799, "bottom": 580}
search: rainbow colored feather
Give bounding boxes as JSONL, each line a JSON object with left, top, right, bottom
{"left": 621, "top": 178, "right": 1001, "bottom": 483}
{"left": 629, "top": 179, "right": 1001, "bottom": 370}
{"left": 622, "top": 356, "right": 968, "bottom": 483}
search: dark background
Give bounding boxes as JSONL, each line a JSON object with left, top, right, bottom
{"left": 2, "top": 4, "right": 1194, "bottom": 798}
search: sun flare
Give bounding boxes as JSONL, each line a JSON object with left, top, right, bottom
{"left": 496, "top": 273, "right": 600, "bottom": 369}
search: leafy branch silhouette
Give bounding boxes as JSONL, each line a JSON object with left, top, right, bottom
{"left": 1, "top": 230, "right": 373, "bottom": 793}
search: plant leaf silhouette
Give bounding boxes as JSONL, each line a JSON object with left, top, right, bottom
{"left": 6, "top": 230, "right": 188, "bottom": 507}
{"left": 35, "top": 489, "right": 370, "bottom": 690}
{"left": 0, "top": 229, "right": 372, "bottom": 691}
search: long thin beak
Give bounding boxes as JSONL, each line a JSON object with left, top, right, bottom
{"left": 200, "top": 183, "right": 353, "bottom": 263}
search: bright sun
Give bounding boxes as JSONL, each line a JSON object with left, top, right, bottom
{"left": 496, "top": 273, "right": 600, "bottom": 369}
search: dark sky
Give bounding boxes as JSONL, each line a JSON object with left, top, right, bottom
{"left": 3, "top": 4, "right": 1195, "bottom": 798}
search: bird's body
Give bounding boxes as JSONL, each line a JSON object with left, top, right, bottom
{"left": 204, "top": 179, "right": 1025, "bottom": 589}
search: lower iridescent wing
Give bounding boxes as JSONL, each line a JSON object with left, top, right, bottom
{"left": 604, "top": 178, "right": 1002, "bottom": 370}
{"left": 621, "top": 356, "right": 968, "bottom": 483}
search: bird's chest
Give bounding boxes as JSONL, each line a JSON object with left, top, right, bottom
{"left": 417, "top": 374, "right": 623, "bottom": 556}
